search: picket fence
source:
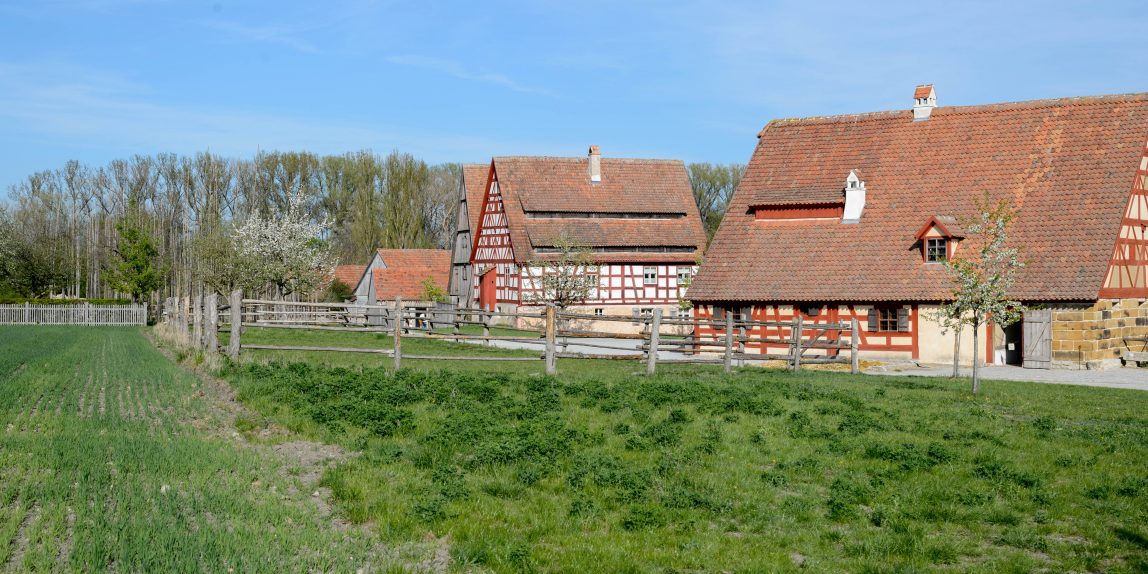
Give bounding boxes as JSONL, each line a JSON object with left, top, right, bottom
{"left": 0, "top": 303, "right": 148, "bottom": 326}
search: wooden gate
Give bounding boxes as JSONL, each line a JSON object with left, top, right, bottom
{"left": 1022, "top": 309, "right": 1052, "bottom": 369}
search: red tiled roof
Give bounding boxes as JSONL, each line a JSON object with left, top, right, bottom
{"left": 914, "top": 84, "right": 934, "bottom": 99}
{"left": 490, "top": 156, "right": 707, "bottom": 263}
{"left": 690, "top": 93, "right": 1148, "bottom": 303}
{"left": 372, "top": 249, "right": 451, "bottom": 301}
{"left": 333, "top": 265, "right": 366, "bottom": 288}
{"left": 462, "top": 163, "right": 489, "bottom": 231}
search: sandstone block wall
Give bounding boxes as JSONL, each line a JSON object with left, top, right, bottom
{"left": 1052, "top": 299, "right": 1148, "bottom": 369}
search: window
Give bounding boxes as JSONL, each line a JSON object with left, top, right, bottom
{"left": 639, "top": 308, "right": 654, "bottom": 318}
{"left": 643, "top": 267, "right": 657, "bottom": 285}
{"left": 593, "top": 308, "right": 604, "bottom": 317}
{"left": 586, "top": 273, "right": 599, "bottom": 285}
{"left": 677, "top": 269, "right": 691, "bottom": 284}
{"left": 868, "top": 306, "right": 909, "bottom": 333}
{"left": 925, "top": 238, "right": 948, "bottom": 263}
{"left": 675, "top": 307, "right": 691, "bottom": 319}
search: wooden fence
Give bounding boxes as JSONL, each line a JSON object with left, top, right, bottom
{"left": 0, "top": 303, "right": 147, "bottom": 326}
{"left": 165, "top": 290, "right": 860, "bottom": 375}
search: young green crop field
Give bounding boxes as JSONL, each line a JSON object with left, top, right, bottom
{"left": 0, "top": 327, "right": 439, "bottom": 572}
{"left": 225, "top": 328, "right": 1148, "bottom": 573}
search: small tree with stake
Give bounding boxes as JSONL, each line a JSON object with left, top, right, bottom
{"left": 937, "top": 195, "right": 1025, "bottom": 394}
{"left": 526, "top": 235, "right": 597, "bottom": 310}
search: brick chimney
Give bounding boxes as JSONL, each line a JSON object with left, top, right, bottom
{"left": 913, "top": 84, "right": 936, "bottom": 121}
{"left": 588, "top": 145, "right": 601, "bottom": 183}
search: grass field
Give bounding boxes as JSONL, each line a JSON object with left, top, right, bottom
{"left": 0, "top": 327, "right": 438, "bottom": 572}
{"left": 225, "top": 328, "right": 1148, "bottom": 573}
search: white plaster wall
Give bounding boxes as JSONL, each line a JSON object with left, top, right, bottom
{"left": 917, "top": 305, "right": 996, "bottom": 366}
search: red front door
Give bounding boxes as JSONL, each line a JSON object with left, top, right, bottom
{"left": 479, "top": 269, "right": 497, "bottom": 311}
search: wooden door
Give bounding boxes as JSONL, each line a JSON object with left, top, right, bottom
{"left": 1022, "top": 309, "right": 1051, "bottom": 369}
{"left": 479, "top": 269, "right": 497, "bottom": 311}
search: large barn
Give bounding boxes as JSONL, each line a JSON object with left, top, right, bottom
{"left": 688, "top": 87, "right": 1148, "bottom": 370}
{"left": 467, "top": 146, "right": 707, "bottom": 329}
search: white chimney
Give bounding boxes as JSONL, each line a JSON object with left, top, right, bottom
{"left": 588, "top": 145, "right": 601, "bottom": 183}
{"left": 913, "top": 84, "right": 936, "bottom": 121}
{"left": 842, "top": 170, "right": 866, "bottom": 223}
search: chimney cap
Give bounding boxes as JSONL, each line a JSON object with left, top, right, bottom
{"left": 913, "top": 84, "right": 935, "bottom": 99}
{"left": 588, "top": 145, "right": 600, "bottom": 156}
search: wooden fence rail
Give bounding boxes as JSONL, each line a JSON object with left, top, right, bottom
{"left": 0, "top": 303, "right": 147, "bottom": 326}
{"left": 164, "top": 292, "right": 861, "bottom": 375}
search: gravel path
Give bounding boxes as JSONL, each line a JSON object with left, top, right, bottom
{"left": 866, "top": 362, "right": 1148, "bottom": 391}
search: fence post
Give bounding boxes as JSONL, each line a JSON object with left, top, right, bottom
{"left": 647, "top": 308, "right": 662, "bottom": 375}
{"left": 452, "top": 307, "right": 461, "bottom": 343}
{"left": 393, "top": 297, "right": 403, "bottom": 371}
{"left": 205, "top": 293, "right": 219, "bottom": 354}
{"left": 227, "top": 290, "right": 242, "bottom": 359}
{"left": 790, "top": 315, "right": 804, "bottom": 372}
{"left": 24, "top": 302, "right": 29, "bottom": 324}
{"left": 737, "top": 308, "right": 747, "bottom": 368}
{"left": 723, "top": 310, "right": 734, "bottom": 374}
{"left": 545, "top": 305, "right": 557, "bottom": 375}
{"left": 482, "top": 310, "right": 491, "bottom": 346}
{"left": 192, "top": 293, "right": 203, "bottom": 349}
{"left": 851, "top": 318, "right": 860, "bottom": 374}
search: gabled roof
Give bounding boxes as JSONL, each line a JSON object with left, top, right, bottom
{"left": 690, "top": 92, "right": 1148, "bottom": 302}
{"left": 370, "top": 249, "right": 451, "bottom": 301}
{"left": 488, "top": 155, "right": 707, "bottom": 263}
{"left": 462, "top": 163, "right": 489, "bottom": 232}
{"left": 914, "top": 215, "right": 966, "bottom": 240}
{"left": 914, "top": 84, "right": 935, "bottom": 99}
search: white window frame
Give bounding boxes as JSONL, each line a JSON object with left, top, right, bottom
{"left": 643, "top": 267, "right": 657, "bottom": 285}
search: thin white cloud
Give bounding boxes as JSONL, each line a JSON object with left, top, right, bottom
{"left": 200, "top": 19, "right": 320, "bottom": 54}
{"left": 386, "top": 55, "right": 550, "bottom": 95}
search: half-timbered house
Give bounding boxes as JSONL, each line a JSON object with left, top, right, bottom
{"left": 469, "top": 146, "right": 707, "bottom": 331}
{"left": 689, "top": 87, "right": 1148, "bottom": 369}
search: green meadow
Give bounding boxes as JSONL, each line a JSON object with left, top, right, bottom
{"left": 2, "top": 325, "right": 1147, "bottom": 572}
{"left": 227, "top": 327, "right": 1148, "bottom": 573}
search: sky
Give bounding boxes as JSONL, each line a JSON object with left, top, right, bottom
{"left": 0, "top": 0, "right": 1145, "bottom": 196}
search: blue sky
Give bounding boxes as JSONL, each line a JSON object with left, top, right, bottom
{"left": 0, "top": 0, "right": 1145, "bottom": 196}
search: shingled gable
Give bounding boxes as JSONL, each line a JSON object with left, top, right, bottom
{"left": 689, "top": 92, "right": 1148, "bottom": 303}
{"left": 476, "top": 154, "right": 707, "bottom": 264}
{"left": 462, "top": 164, "right": 488, "bottom": 235}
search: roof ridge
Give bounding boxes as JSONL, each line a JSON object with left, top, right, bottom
{"left": 759, "top": 91, "right": 1148, "bottom": 134}
{"left": 493, "top": 156, "right": 684, "bottom": 164}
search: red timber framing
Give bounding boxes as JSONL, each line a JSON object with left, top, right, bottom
{"left": 471, "top": 168, "right": 519, "bottom": 304}
{"left": 693, "top": 303, "right": 920, "bottom": 359}
{"left": 1099, "top": 140, "right": 1148, "bottom": 298}
{"left": 518, "top": 264, "right": 692, "bottom": 306}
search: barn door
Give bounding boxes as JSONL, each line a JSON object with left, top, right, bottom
{"left": 1022, "top": 309, "right": 1051, "bottom": 369}
{"left": 479, "top": 268, "right": 497, "bottom": 311}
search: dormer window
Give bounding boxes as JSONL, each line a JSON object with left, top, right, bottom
{"left": 915, "top": 215, "right": 964, "bottom": 264}
{"left": 925, "top": 238, "right": 948, "bottom": 263}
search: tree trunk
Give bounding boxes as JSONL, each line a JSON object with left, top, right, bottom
{"left": 952, "top": 323, "right": 962, "bottom": 378}
{"left": 971, "top": 318, "right": 981, "bottom": 395}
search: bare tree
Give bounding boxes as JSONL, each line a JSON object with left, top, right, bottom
{"left": 525, "top": 236, "right": 597, "bottom": 310}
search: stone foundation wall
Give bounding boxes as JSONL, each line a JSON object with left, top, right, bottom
{"left": 1052, "top": 299, "right": 1148, "bottom": 369}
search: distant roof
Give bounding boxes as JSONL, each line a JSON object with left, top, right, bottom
{"left": 690, "top": 92, "right": 1148, "bottom": 302}
{"left": 462, "top": 163, "right": 489, "bottom": 230}
{"left": 333, "top": 264, "right": 366, "bottom": 288}
{"left": 490, "top": 155, "right": 707, "bottom": 263}
{"left": 371, "top": 249, "right": 450, "bottom": 301}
